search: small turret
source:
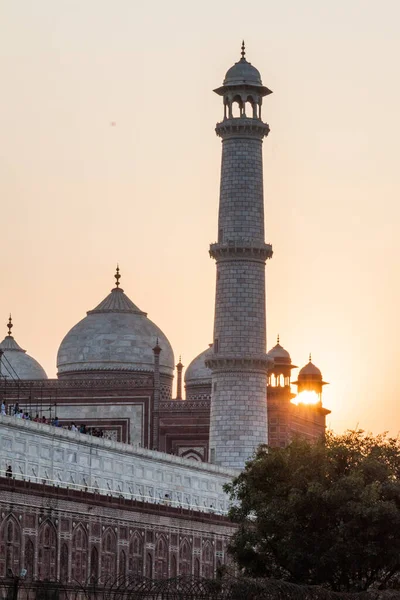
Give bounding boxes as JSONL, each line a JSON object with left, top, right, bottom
{"left": 292, "top": 354, "right": 328, "bottom": 402}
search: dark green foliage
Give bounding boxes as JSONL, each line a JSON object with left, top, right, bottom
{"left": 225, "top": 431, "right": 400, "bottom": 592}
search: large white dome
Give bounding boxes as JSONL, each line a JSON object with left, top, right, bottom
{"left": 57, "top": 282, "right": 174, "bottom": 378}
{"left": 0, "top": 333, "right": 47, "bottom": 380}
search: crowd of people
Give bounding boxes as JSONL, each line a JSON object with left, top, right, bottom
{"left": 0, "top": 401, "right": 106, "bottom": 438}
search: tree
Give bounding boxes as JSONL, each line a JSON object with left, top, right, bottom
{"left": 225, "top": 431, "right": 400, "bottom": 592}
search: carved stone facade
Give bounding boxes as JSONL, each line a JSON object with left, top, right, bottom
{"left": 0, "top": 478, "right": 234, "bottom": 582}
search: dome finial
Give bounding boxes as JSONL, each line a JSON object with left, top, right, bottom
{"left": 309, "top": 352, "right": 312, "bottom": 362}
{"left": 114, "top": 264, "right": 121, "bottom": 288}
{"left": 7, "top": 314, "right": 13, "bottom": 337}
{"left": 277, "top": 333, "right": 280, "bottom": 344}
{"left": 241, "top": 40, "right": 246, "bottom": 60}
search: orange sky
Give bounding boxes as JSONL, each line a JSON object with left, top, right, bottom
{"left": 1, "top": 0, "right": 400, "bottom": 435}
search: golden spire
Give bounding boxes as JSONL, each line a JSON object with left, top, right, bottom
{"left": 277, "top": 334, "right": 280, "bottom": 344}
{"left": 114, "top": 264, "right": 121, "bottom": 288}
{"left": 241, "top": 40, "right": 246, "bottom": 60}
{"left": 7, "top": 314, "right": 13, "bottom": 337}
{"left": 309, "top": 352, "right": 312, "bottom": 363}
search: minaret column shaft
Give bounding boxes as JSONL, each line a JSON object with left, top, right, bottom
{"left": 207, "top": 111, "right": 272, "bottom": 470}
{"left": 218, "top": 137, "right": 265, "bottom": 244}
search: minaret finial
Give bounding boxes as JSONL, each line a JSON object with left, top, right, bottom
{"left": 241, "top": 40, "right": 246, "bottom": 60}
{"left": 114, "top": 264, "right": 121, "bottom": 288}
{"left": 7, "top": 314, "right": 13, "bottom": 337}
{"left": 277, "top": 334, "right": 280, "bottom": 344}
{"left": 309, "top": 352, "right": 312, "bottom": 363}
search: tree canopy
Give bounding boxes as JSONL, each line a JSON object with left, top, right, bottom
{"left": 225, "top": 431, "right": 400, "bottom": 592}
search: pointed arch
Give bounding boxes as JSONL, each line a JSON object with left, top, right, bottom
{"left": 170, "top": 554, "right": 177, "bottom": 578}
{"left": 180, "top": 449, "right": 203, "bottom": 462}
{"left": 0, "top": 515, "right": 21, "bottom": 578}
{"left": 146, "top": 552, "right": 153, "bottom": 578}
{"left": 38, "top": 520, "right": 57, "bottom": 581}
{"left": 179, "top": 538, "right": 192, "bottom": 576}
{"left": 101, "top": 528, "right": 116, "bottom": 581}
{"left": 194, "top": 557, "right": 200, "bottom": 577}
{"left": 90, "top": 546, "right": 99, "bottom": 581}
{"left": 71, "top": 524, "right": 88, "bottom": 583}
{"left": 119, "top": 550, "right": 126, "bottom": 579}
{"left": 60, "top": 543, "right": 69, "bottom": 583}
{"left": 202, "top": 541, "right": 214, "bottom": 578}
{"left": 24, "top": 538, "right": 35, "bottom": 581}
{"left": 154, "top": 535, "right": 168, "bottom": 579}
{"left": 231, "top": 94, "right": 244, "bottom": 118}
{"left": 129, "top": 531, "right": 143, "bottom": 576}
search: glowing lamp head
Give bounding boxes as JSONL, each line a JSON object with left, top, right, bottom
{"left": 292, "top": 390, "right": 320, "bottom": 406}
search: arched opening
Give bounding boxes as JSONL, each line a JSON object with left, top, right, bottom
{"left": 72, "top": 524, "right": 88, "bottom": 583}
{"left": 24, "top": 538, "right": 34, "bottom": 581}
{"left": 181, "top": 449, "right": 203, "bottom": 462}
{"left": 38, "top": 521, "right": 57, "bottom": 581}
{"left": 154, "top": 535, "right": 168, "bottom": 579}
{"left": 119, "top": 550, "right": 126, "bottom": 579}
{"left": 170, "top": 554, "right": 177, "bottom": 578}
{"left": 129, "top": 532, "right": 143, "bottom": 576}
{"left": 245, "top": 95, "right": 257, "bottom": 118}
{"left": 90, "top": 547, "right": 99, "bottom": 581}
{"left": 146, "top": 553, "right": 153, "bottom": 578}
{"left": 101, "top": 528, "right": 116, "bottom": 581}
{"left": 194, "top": 557, "right": 200, "bottom": 577}
{"left": 231, "top": 95, "right": 243, "bottom": 118}
{"left": 60, "top": 543, "right": 69, "bottom": 583}
{"left": 0, "top": 516, "right": 21, "bottom": 578}
{"left": 202, "top": 541, "right": 214, "bottom": 578}
{"left": 179, "top": 538, "right": 192, "bottom": 576}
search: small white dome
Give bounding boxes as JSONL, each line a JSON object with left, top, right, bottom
{"left": 185, "top": 345, "right": 213, "bottom": 385}
{"left": 299, "top": 360, "right": 322, "bottom": 378}
{"left": 57, "top": 280, "right": 174, "bottom": 378}
{"left": 0, "top": 334, "right": 47, "bottom": 380}
{"left": 267, "top": 342, "right": 291, "bottom": 363}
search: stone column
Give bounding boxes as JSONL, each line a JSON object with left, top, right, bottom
{"left": 176, "top": 357, "right": 184, "bottom": 400}
{"left": 152, "top": 341, "right": 161, "bottom": 450}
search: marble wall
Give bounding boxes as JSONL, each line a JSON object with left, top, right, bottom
{"left": 0, "top": 415, "right": 236, "bottom": 514}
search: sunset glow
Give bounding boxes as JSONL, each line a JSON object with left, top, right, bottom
{"left": 292, "top": 391, "right": 320, "bottom": 406}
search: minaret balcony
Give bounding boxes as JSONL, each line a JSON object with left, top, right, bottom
{"left": 216, "top": 118, "right": 270, "bottom": 139}
{"left": 205, "top": 353, "right": 273, "bottom": 374}
{"left": 209, "top": 240, "right": 273, "bottom": 262}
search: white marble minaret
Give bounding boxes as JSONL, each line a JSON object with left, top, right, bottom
{"left": 206, "top": 44, "right": 273, "bottom": 469}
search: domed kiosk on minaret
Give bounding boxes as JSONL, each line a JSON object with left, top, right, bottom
{"left": 0, "top": 315, "right": 47, "bottom": 380}
{"left": 267, "top": 335, "right": 297, "bottom": 388}
{"left": 292, "top": 354, "right": 328, "bottom": 401}
{"left": 57, "top": 268, "right": 174, "bottom": 380}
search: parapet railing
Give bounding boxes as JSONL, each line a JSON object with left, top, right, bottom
{"left": 0, "top": 469, "right": 227, "bottom": 516}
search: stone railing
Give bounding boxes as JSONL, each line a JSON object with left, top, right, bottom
{"left": 0, "top": 415, "right": 237, "bottom": 514}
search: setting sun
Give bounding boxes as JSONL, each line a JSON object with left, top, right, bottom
{"left": 292, "top": 391, "right": 320, "bottom": 406}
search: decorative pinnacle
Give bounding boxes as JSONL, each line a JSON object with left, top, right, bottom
{"left": 277, "top": 334, "right": 280, "bottom": 344}
{"left": 241, "top": 40, "right": 246, "bottom": 60}
{"left": 153, "top": 337, "right": 162, "bottom": 354}
{"left": 7, "top": 314, "right": 13, "bottom": 337}
{"left": 309, "top": 353, "right": 312, "bottom": 363}
{"left": 114, "top": 264, "right": 121, "bottom": 288}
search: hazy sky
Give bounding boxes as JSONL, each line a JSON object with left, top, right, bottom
{"left": 1, "top": 0, "right": 400, "bottom": 435}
